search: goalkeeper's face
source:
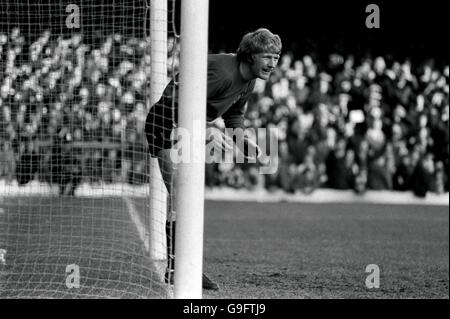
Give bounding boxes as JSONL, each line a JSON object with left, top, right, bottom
{"left": 250, "top": 52, "right": 280, "bottom": 80}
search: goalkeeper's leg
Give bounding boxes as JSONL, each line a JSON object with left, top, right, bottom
{"left": 146, "top": 91, "right": 218, "bottom": 290}
{"left": 156, "top": 149, "right": 177, "bottom": 282}
{"left": 156, "top": 149, "right": 219, "bottom": 290}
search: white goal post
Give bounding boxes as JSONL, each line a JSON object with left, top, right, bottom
{"left": 174, "top": 0, "right": 209, "bottom": 299}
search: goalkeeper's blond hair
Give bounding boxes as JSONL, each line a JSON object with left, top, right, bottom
{"left": 236, "top": 28, "right": 282, "bottom": 63}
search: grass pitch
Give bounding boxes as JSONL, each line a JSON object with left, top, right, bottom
{"left": 1, "top": 196, "right": 448, "bottom": 298}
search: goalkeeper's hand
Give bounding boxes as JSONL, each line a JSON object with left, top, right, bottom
{"left": 241, "top": 137, "right": 272, "bottom": 166}
{"left": 241, "top": 136, "right": 262, "bottom": 161}
{"left": 234, "top": 135, "right": 273, "bottom": 166}
{"left": 206, "top": 127, "right": 234, "bottom": 154}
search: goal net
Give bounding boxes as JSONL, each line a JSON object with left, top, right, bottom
{"left": 0, "top": 0, "right": 178, "bottom": 298}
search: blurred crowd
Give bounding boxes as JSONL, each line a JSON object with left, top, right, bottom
{"left": 0, "top": 29, "right": 448, "bottom": 197}
{"left": 0, "top": 29, "right": 154, "bottom": 193}
{"left": 216, "top": 52, "right": 449, "bottom": 197}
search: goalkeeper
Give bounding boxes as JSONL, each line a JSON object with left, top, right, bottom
{"left": 145, "top": 28, "right": 282, "bottom": 290}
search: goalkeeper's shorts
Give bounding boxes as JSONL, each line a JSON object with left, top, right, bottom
{"left": 145, "top": 93, "right": 178, "bottom": 158}
{"left": 145, "top": 77, "right": 179, "bottom": 157}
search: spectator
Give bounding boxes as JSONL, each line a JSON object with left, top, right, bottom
{"left": 433, "top": 161, "right": 447, "bottom": 194}
{"left": 326, "top": 138, "right": 352, "bottom": 189}
{"left": 15, "top": 138, "right": 40, "bottom": 185}
{"left": 367, "top": 154, "right": 393, "bottom": 190}
{"left": 392, "top": 153, "right": 413, "bottom": 191}
{"left": 294, "top": 152, "right": 321, "bottom": 194}
{"left": 353, "top": 168, "right": 368, "bottom": 194}
{"left": 49, "top": 135, "right": 82, "bottom": 195}
{"left": 410, "top": 153, "right": 435, "bottom": 198}
{"left": 0, "top": 141, "right": 15, "bottom": 181}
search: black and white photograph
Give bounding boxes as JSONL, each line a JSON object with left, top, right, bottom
{"left": 0, "top": 0, "right": 448, "bottom": 308}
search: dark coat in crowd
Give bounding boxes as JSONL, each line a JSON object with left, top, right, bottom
{"left": 392, "top": 160, "right": 413, "bottom": 191}
{"left": 410, "top": 161, "right": 434, "bottom": 198}
{"left": 16, "top": 151, "right": 40, "bottom": 185}
{"left": 326, "top": 151, "right": 351, "bottom": 189}
{"left": 367, "top": 157, "right": 393, "bottom": 190}
{"left": 50, "top": 139, "right": 82, "bottom": 195}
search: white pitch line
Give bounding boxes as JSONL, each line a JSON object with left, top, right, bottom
{"left": 123, "top": 197, "right": 150, "bottom": 253}
{"left": 123, "top": 196, "right": 167, "bottom": 283}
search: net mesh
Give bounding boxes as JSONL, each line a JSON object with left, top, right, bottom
{"left": 0, "top": 0, "right": 178, "bottom": 298}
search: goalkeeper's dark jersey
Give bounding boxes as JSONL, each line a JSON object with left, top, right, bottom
{"left": 206, "top": 53, "right": 256, "bottom": 129}
{"left": 145, "top": 53, "right": 255, "bottom": 156}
